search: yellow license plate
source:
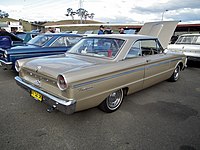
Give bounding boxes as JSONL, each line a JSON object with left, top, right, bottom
{"left": 31, "top": 90, "right": 43, "bottom": 101}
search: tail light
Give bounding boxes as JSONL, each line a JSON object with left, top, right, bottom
{"left": 57, "top": 74, "right": 68, "bottom": 91}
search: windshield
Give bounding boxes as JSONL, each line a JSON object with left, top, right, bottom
{"left": 16, "top": 33, "right": 26, "bottom": 40}
{"left": 176, "top": 35, "right": 200, "bottom": 45}
{"left": 27, "top": 35, "right": 53, "bottom": 46}
{"left": 68, "top": 37, "right": 125, "bottom": 58}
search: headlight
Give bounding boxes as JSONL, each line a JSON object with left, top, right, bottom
{"left": 57, "top": 74, "right": 68, "bottom": 91}
{"left": 15, "top": 60, "right": 21, "bottom": 72}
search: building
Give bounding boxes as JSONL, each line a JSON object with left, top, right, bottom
{"left": 1, "top": 18, "right": 200, "bottom": 35}
{"left": 43, "top": 20, "right": 200, "bottom": 35}
{"left": 0, "top": 18, "right": 44, "bottom": 32}
{"left": 0, "top": 18, "right": 23, "bottom": 32}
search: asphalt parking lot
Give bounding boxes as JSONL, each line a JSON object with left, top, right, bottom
{"left": 0, "top": 61, "right": 200, "bottom": 150}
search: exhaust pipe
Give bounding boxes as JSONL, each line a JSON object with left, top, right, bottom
{"left": 46, "top": 105, "right": 56, "bottom": 113}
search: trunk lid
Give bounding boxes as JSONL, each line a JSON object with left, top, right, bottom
{"left": 23, "top": 54, "right": 98, "bottom": 78}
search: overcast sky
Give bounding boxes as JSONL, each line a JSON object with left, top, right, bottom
{"left": 1, "top": 0, "right": 200, "bottom": 23}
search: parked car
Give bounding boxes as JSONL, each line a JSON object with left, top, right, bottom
{"left": 0, "top": 36, "right": 12, "bottom": 49}
{"left": 0, "top": 33, "right": 82, "bottom": 69}
{"left": 0, "top": 30, "right": 24, "bottom": 49}
{"left": 167, "top": 34, "right": 200, "bottom": 61}
{"left": 14, "top": 22, "right": 187, "bottom": 114}
{"left": 15, "top": 32, "right": 40, "bottom": 43}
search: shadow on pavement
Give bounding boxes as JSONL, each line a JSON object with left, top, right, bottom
{"left": 187, "top": 60, "right": 200, "bottom": 68}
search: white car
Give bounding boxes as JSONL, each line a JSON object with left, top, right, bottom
{"left": 167, "top": 34, "right": 200, "bottom": 61}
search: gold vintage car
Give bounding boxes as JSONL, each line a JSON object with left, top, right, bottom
{"left": 15, "top": 21, "right": 187, "bottom": 114}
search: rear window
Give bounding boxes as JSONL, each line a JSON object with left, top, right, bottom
{"left": 68, "top": 37, "right": 125, "bottom": 58}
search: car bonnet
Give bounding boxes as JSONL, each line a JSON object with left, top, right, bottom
{"left": 138, "top": 21, "right": 179, "bottom": 49}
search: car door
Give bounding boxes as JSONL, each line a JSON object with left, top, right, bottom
{"left": 141, "top": 39, "right": 172, "bottom": 88}
{"left": 123, "top": 40, "right": 146, "bottom": 94}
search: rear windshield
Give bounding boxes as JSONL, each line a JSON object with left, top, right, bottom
{"left": 68, "top": 37, "right": 125, "bottom": 59}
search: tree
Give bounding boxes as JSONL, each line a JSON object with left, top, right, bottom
{"left": 65, "top": 8, "right": 94, "bottom": 24}
{"left": 0, "top": 10, "right": 9, "bottom": 18}
{"left": 66, "top": 8, "right": 76, "bottom": 23}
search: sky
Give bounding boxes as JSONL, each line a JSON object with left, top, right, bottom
{"left": 0, "top": 0, "right": 200, "bottom": 23}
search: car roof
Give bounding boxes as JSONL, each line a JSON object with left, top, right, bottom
{"left": 16, "top": 32, "right": 40, "bottom": 34}
{"left": 44, "top": 33, "right": 83, "bottom": 37}
{"left": 84, "top": 34, "right": 157, "bottom": 40}
{"left": 179, "top": 33, "right": 200, "bottom": 36}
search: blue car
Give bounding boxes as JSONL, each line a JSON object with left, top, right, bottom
{"left": 0, "top": 33, "right": 82, "bottom": 70}
{"left": 0, "top": 30, "right": 24, "bottom": 49}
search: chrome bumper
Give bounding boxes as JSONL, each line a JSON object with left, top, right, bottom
{"left": 0, "top": 59, "right": 12, "bottom": 69}
{"left": 15, "top": 76, "right": 76, "bottom": 114}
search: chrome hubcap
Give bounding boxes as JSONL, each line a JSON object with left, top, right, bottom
{"left": 106, "top": 89, "right": 123, "bottom": 110}
{"left": 174, "top": 67, "right": 179, "bottom": 80}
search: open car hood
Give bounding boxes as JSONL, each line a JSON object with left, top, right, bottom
{"left": 138, "top": 21, "right": 179, "bottom": 49}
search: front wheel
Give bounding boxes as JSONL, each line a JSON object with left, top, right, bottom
{"left": 99, "top": 89, "right": 124, "bottom": 113}
{"left": 168, "top": 65, "right": 180, "bottom": 82}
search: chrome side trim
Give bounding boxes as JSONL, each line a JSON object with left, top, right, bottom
{"left": 72, "top": 58, "right": 182, "bottom": 89}
{"left": 146, "top": 58, "right": 181, "bottom": 69}
{"left": 15, "top": 76, "right": 76, "bottom": 114}
{"left": 73, "top": 67, "right": 144, "bottom": 89}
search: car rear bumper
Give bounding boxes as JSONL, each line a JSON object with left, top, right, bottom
{"left": 15, "top": 76, "right": 76, "bottom": 114}
{"left": 0, "top": 59, "right": 12, "bottom": 70}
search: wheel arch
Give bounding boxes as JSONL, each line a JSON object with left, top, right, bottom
{"left": 176, "top": 61, "right": 184, "bottom": 71}
{"left": 122, "top": 87, "right": 129, "bottom": 96}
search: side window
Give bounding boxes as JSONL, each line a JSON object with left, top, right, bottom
{"left": 141, "top": 39, "right": 161, "bottom": 56}
{"left": 126, "top": 41, "right": 142, "bottom": 59}
{"left": 182, "top": 36, "right": 193, "bottom": 44}
{"left": 67, "top": 37, "right": 82, "bottom": 46}
{"left": 51, "top": 37, "right": 66, "bottom": 47}
{"left": 192, "top": 36, "right": 200, "bottom": 44}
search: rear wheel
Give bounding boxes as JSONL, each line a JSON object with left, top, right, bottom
{"left": 99, "top": 89, "right": 124, "bottom": 113}
{"left": 169, "top": 65, "right": 180, "bottom": 82}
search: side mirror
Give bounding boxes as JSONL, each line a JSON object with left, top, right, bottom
{"left": 163, "top": 49, "right": 168, "bottom": 54}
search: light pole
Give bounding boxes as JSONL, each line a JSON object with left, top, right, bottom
{"left": 161, "top": 9, "right": 168, "bottom": 21}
